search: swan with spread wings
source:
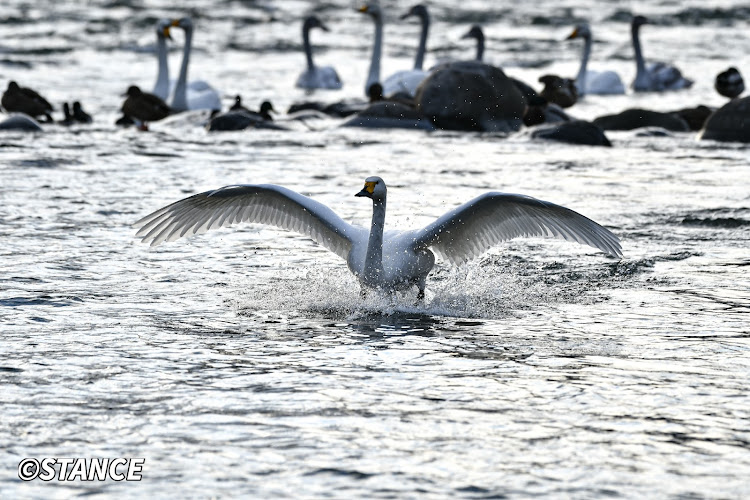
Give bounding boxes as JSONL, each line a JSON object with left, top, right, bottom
{"left": 134, "top": 177, "right": 622, "bottom": 300}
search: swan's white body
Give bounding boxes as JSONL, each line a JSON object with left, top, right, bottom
{"left": 296, "top": 16, "right": 342, "bottom": 90}
{"left": 568, "top": 24, "right": 625, "bottom": 96}
{"left": 359, "top": 3, "right": 430, "bottom": 98}
{"left": 169, "top": 18, "right": 222, "bottom": 112}
{"left": 134, "top": 177, "right": 622, "bottom": 298}
{"left": 631, "top": 16, "right": 693, "bottom": 92}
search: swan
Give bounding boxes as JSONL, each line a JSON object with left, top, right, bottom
{"left": 631, "top": 15, "right": 693, "bottom": 92}
{"left": 296, "top": 16, "right": 342, "bottom": 90}
{"left": 169, "top": 17, "right": 223, "bottom": 112}
{"left": 134, "top": 177, "right": 622, "bottom": 300}
{"left": 461, "top": 25, "right": 485, "bottom": 61}
{"left": 566, "top": 24, "right": 625, "bottom": 96}
{"left": 379, "top": 4, "right": 431, "bottom": 98}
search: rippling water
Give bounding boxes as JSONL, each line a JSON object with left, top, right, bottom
{"left": 2, "top": 0, "right": 749, "bottom": 498}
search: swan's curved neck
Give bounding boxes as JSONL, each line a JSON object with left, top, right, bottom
{"left": 172, "top": 26, "right": 193, "bottom": 111}
{"left": 475, "top": 32, "right": 484, "bottom": 61}
{"left": 154, "top": 34, "right": 170, "bottom": 100}
{"left": 366, "top": 15, "right": 383, "bottom": 96}
{"left": 632, "top": 23, "right": 646, "bottom": 77}
{"left": 303, "top": 24, "right": 315, "bottom": 70}
{"left": 576, "top": 34, "right": 591, "bottom": 93}
{"left": 414, "top": 12, "right": 429, "bottom": 70}
{"left": 364, "top": 199, "right": 386, "bottom": 282}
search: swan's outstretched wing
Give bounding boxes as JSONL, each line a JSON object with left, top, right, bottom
{"left": 134, "top": 184, "right": 362, "bottom": 259}
{"left": 410, "top": 192, "right": 622, "bottom": 265}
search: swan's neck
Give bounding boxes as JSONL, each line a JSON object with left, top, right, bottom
{"left": 172, "top": 27, "right": 193, "bottom": 111}
{"left": 364, "top": 199, "right": 386, "bottom": 282}
{"left": 154, "top": 34, "right": 170, "bottom": 100}
{"left": 632, "top": 23, "right": 646, "bottom": 78}
{"left": 303, "top": 24, "right": 314, "bottom": 70}
{"left": 576, "top": 35, "right": 591, "bottom": 93}
{"left": 414, "top": 12, "right": 429, "bottom": 70}
{"left": 366, "top": 16, "right": 383, "bottom": 96}
{"left": 475, "top": 32, "right": 485, "bottom": 61}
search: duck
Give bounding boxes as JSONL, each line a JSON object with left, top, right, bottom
{"left": 205, "top": 101, "right": 281, "bottom": 132}
{"left": 59, "top": 103, "right": 75, "bottom": 125}
{"left": 121, "top": 85, "right": 171, "bottom": 130}
{"left": 1, "top": 81, "right": 53, "bottom": 122}
{"left": 296, "top": 16, "right": 342, "bottom": 90}
{"left": 134, "top": 177, "right": 622, "bottom": 300}
{"left": 461, "top": 25, "right": 485, "bottom": 61}
{"left": 715, "top": 67, "right": 744, "bottom": 99}
{"left": 538, "top": 75, "right": 578, "bottom": 108}
{"left": 72, "top": 101, "right": 92, "bottom": 123}
{"left": 379, "top": 4, "right": 431, "bottom": 98}
{"left": 169, "top": 17, "right": 223, "bottom": 112}
{"left": 342, "top": 83, "right": 433, "bottom": 130}
{"left": 631, "top": 15, "right": 693, "bottom": 92}
{"left": 566, "top": 23, "right": 625, "bottom": 96}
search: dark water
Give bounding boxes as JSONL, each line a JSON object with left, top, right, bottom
{"left": 2, "top": 0, "right": 749, "bottom": 498}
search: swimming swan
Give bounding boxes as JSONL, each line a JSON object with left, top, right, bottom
{"left": 380, "top": 4, "right": 431, "bottom": 97}
{"left": 134, "top": 177, "right": 622, "bottom": 299}
{"left": 296, "top": 16, "right": 342, "bottom": 90}
{"left": 461, "top": 25, "right": 485, "bottom": 61}
{"left": 567, "top": 23, "right": 625, "bottom": 96}
{"left": 169, "top": 17, "right": 223, "bottom": 112}
{"left": 631, "top": 15, "right": 693, "bottom": 92}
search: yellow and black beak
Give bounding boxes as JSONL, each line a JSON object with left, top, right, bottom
{"left": 171, "top": 19, "right": 181, "bottom": 28}
{"left": 355, "top": 181, "right": 376, "bottom": 198}
{"left": 566, "top": 28, "right": 579, "bottom": 40}
{"left": 358, "top": 5, "right": 369, "bottom": 13}
{"left": 162, "top": 26, "right": 172, "bottom": 40}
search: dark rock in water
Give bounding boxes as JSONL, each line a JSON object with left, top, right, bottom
{"left": 206, "top": 111, "right": 288, "bottom": 132}
{"left": 671, "top": 105, "right": 713, "bottom": 131}
{"left": 0, "top": 113, "right": 43, "bottom": 131}
{"left": 593, "top": 108, "right": 689, "bottom": 131}
{"left": 700, "top": 96, "right": 750, "bottom": 143}
{"left": 531, "top": 120, "right": 611, "bottom": 146}
{"left": 342, "top": 102, "right": 434, "bottom": 130}
{"left": 634, "top": 127, "right": 673, "bottom": 137}
{"left": 715, "top": 67, "right": 744, "bottom": 99}
{"left": 415, "top": 61, "right": 526, "bottom": 132}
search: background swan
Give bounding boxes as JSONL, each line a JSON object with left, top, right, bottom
{"left": 461, "top": 25, "right": 484, "bottom": 61}
{"left": 631, "top": 15, "right": 693, "bottom": 92}
{"left": 380, "top": 4, "right": 431, "bottom": 98}
{"left": 296, "top": 16, "right": 342, "bottom": 90}
{"left": 134, "top": 177, "right": 622, "bottom": 300}
{"left": 170, "top": 17, "right": 223, "bottom": 112}
{"left": 566, "top": 23, "right": 625, "bottom": 96}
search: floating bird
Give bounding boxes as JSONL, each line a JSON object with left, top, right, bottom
{"left": 631, "top": 16, "right": 693, "bottom": 92}
{"left": 59, "top": 103, "right": 75, "bottom": 125}
{"left": 72, "top": 101, "right": 92, "bottom": 123}
{"left": 566, "top": 23, "right": 625, "bottom": 96}
{"left": 538, "top": 75, "right": 578, "bottom": 108}
{"left": 206, "top": 101, "right": 280, "bottom": 131}
{"left": 1, "top": 81, "right": 53, "bottom": 122}
{"left": 296, "top": 16, "right": 342, "bottom": 90}
{"left": 461, "top": 25, "right": 485, "bottom": 61}
{"left": 121, "top": 85, "right": 170, "bottom": 130}
{"left": 715, "top": 67, "right": 744, "bottom": 99}
{"left": 134, "top": 177, "right": 622, "bottom": 300}
{"left": 169, "top": 18, "right": 222, "bottom": 112}
{"left": 379, "top": 4, "right": 431, "bottom": 98}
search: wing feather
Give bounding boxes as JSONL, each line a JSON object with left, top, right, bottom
{"left": 411, "top": 192, "right": 622, "bottom": 264}
{"left": 134, "top": 184, "right": 363, "bottom": 259}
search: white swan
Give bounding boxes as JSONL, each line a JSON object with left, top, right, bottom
{"left": 566, "top": 23, "right": 625, "bottom": 96}
{"left": 380, "top": 4, "right": 430, "bottom": 97}
{"left": 169, "top": 18, "right": 222, "bottom": 112}
{"left": 461, "top": 25, "right": 485, "bottom": 61}
{"left": 296, "top": 16, "right": 342, "bottom": 90}
{"left": 631, "top": 15, "right": 693, "bottom": 92}
{"left": 134, "top": 177, "right": 622, "bottom": 300}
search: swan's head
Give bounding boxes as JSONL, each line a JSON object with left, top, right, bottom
{"left": 461, "top": 25, "right": 483, "bottom": 41}
{"left": 304, "top": 15, "right": 329, "bottom": 32}
{"left": 566, "top": 23, "right": 591, "bottom": 40}
{"left": 171, "top": 17, "right": 193, "bottom": 31}
{"left": 632, "top": 15, "right": 648, "bottom": 29}
{"left": 156, "top": 19, "right": 172, "bottom": 39}
{"left": 358, "top": 3, "right": 383, "bottom": 21}
{"left": 355, "top": 176, "right": 387, "bottom": 202}
{"left": 401, "top": 4, "right": 428, "bottom": 21}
